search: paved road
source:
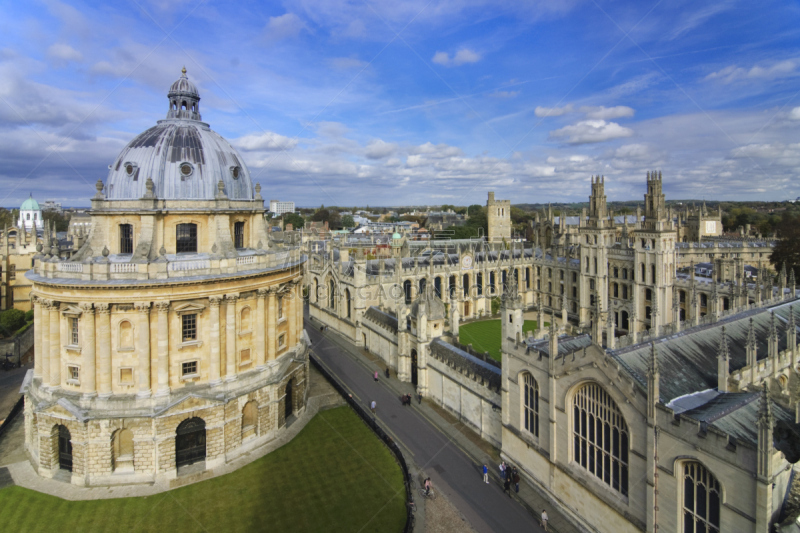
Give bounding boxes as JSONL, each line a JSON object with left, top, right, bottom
{"left": 306, "top": 322, "right": 545, "bottom": 533}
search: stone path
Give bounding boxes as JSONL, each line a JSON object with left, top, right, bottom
{"left": 0, "top": 364, "right": 343, "bottom": 501}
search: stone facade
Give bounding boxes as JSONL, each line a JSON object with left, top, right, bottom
{"left": 487, "top": 191, "right": 511, "bottom": 243}
{"left": 22, "top": 70, "right": 309, "bottom": 487}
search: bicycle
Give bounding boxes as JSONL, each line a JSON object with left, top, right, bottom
{"left": 418, "top": 487, "right": 437, "bottom": 501}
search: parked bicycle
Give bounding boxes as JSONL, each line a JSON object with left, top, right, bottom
{"left": 418, "top": 487, "right": 437, "bottom": 501}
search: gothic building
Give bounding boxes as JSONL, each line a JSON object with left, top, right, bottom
{"left": 22, "top": 69, "right": 308, "bottom": 486}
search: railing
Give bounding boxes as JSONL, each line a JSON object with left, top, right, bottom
{"left": 237, "top": 256, "right": 256, "bottom": 266}
{"left": 58, "top": 263, "right": 83, "bottom": 272}
{"left": 111, "top": 263, "right": 137, "bottom": 273}
{"left": 310, "top": 354, "right": 414, "bottom": 532}
{"left": 168, "top": 259, "right": 211, "bottom": 272}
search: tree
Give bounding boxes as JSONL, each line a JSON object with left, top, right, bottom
{"left": 770, "top": 213, "right": 800, "bottom": 277}
{"left": 311, "top": 208, "right": 330, "bottom": 222}
{"left": 283, "top": 212, "right": 305, "bottom": 229}
{"left": 341, "top": 215, "right": 355, "bottom": 228}
{"left": 467, "top": 204, "right": 483, "bottom": 217}
{"left": 43, "top": 210, "right": 70, "bottom": 232}
{"left": 0, "top": 309, "right": 26, "bottom": 334}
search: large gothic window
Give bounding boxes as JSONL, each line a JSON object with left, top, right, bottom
{"left": 522, "top": 373, "right": 539, "bottom": 438}
{"left": 683, "top": 462, "right": 721, "bottom": 533}
{"left": 573, "top": 383, "right": 629, "bottom": 495}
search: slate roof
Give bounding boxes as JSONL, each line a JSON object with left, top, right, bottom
{"left": 429, "top": 338, "right": 501, "bottom": 391}
{"left": 609, "top": 300, "right": 800, "bottom": 403}
{"left": 363, "top": 306, "right": 398, "bottom": 333}
{"left": 525, "top": 334, "right": 593, "bottom": 359}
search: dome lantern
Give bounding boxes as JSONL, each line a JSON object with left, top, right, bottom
{"left": 166, "top": 67, "right": 201, "bottom": 121}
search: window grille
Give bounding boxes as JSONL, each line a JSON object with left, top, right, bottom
{"left": 182, "top": 313, "right": 197, "bottom": 341}
{"left": 683, "top": 462, "right": 721, "bottom": 533}
{"left": 182, "top": 361, "right": 197, "bottom": 376}
{"left": 120, "top": 224, "right": 133, "bottom": 254}
{"left": 70, "top": 318, "right": 79, "bottom": 345}
{"left": 523, "top": 374, "right": 539, "bottom": 437}
{"left": 69, "top": 366, "right": 79, "bottom": 381}
{"left": 573, "top": 383, "right": 629, "bottom": 495}
{"left": 176, "top": 223, "right": 197, "bottom": 253}
{"left": 234, "top": 221, "right": 244, "bottom": 249}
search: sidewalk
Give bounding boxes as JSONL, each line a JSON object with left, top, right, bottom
{"left": 306, "top": 316, "right": 581, "bottom": 533}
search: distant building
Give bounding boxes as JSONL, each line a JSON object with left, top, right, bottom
{"left": 270, "top": 200, "right": 295, "bottom": 215}
{"left": 18, "top": 195, "right": 43, "bottom": 231}
{"left": 42, "top": 200, "right": 62, "bottom": 213}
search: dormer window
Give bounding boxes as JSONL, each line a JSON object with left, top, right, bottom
{"left": 231, "top": 166, "right": 241, "bottom": 179}
{"left": 124, "top": 162, "right": 138, "bottom": 178}
{"left": 180, "top": 163, "right": 193, "bottom": 180}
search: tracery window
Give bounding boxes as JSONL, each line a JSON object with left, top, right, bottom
{"left": 573, "top": 383, "right": 628, "bottom": 495}
{"left": 683, "top": 462, "right": 721, "bottom": 533}
{"left": 522, "top": 373, "right": 539, "bottom": 438}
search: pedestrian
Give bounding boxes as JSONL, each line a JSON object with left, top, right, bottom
{"left": 541, "top": 509, "right": 548, "bottom": 531}
{"left": 370, "top": 400, "right": 377, "bottom": 415}
{"left": 482, "top": 464, "right": 488, "bottom": 484}
{"left": 424, "top": 477, "right": 432, "bottom": 496}
{"left": 385, "top": 367, "right": 390, "bottom": 378}
{"left": 503, "top": 476, "right": 511, "bottom": 495}
{"left": 417, "top": 389, "right": 422, "bottom": 404}
{"left": 512, "top": 467, "right": 520, "bottom": 493}
{"left": 499, "top": 461, "right": 506, "bottom": 479}
{"left": 374, "top": 370, "right": 379, "bottom": 382}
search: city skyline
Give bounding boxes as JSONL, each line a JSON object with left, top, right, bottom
{"left": 2, "top": 0, "right": 799, "bottom": 208}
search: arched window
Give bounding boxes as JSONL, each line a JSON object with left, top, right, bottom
{"left": 328, "top": 280, "right": 335, "bottom": 309}
{"left": 651, "top": 264, "right": 656, "bottom": 284}
{"left": 240, "top": 307, "right": 251, "bottom": 332}
{"left": 522, "top": 373, "right": 539, "bottom": 438}
{"left": 476, "top": 273, "right": 483, "bottom": 296}
{"left": 404, "top": 280, "right": 412, "bottom": 304}
{"left": 120, "top": 224, "right": 133, "bottom": 254}
{"left": 646, "top": 289, "right": 652, "bottom": 301}
{"left": 641, "top": 263, "right": 646, "bottom": 282}
{"left": 622, "top": 268, "right": 628, "bottom": 280}
{"left": 449, "top": 275, "right": 456, "bottom": 298}
{"left": 683, "top": 462, "right": 721, "bottom": 532}
{"left": 345, "top": 289, "right": 351, "bottom": 319}
{"left": 613, "top": 283, "right": 619, "bottom": 298}
{"left": 176, "top": 223, "right": 197, "bottom": 253}
{"left": 119, "top": 320, "right": 133, "bottom": 350}
{"left": 463, "top": 274, "right": 469, "bottom": 297}
{"left": 573, "top": 383, "right": 628, "bottom": 495}
{"left": 242, "top": 401, "right": 258, "bottom": 440}
{"left": 434, "top": 277, "right": 442, "bottom": 298}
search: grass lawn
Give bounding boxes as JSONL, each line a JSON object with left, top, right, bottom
{"left": 459, "top": 319, "right": 546, "bottom": 362}
{"left": 0, "top": 407, "right": 406, "bottom": 533}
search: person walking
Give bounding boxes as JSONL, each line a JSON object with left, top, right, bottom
{"left": 374, "top": 370, "right": 379, "bottom": 382}
{"left": 370, "top": 400, "right": 377, "bottom": 415}
{"left": 512, "top": 467, "right": 520, "bottom": 493}
{"left": 499, "top": 461, "right": 507, "bottom": 479}
{"left": 503, "top": 476, "right": 511, "bottom": 496}
{"left": 482, "top": 464, "right": 489, "bottom": 484}
{"left": 541, "top": 509, "right": 549, "bottom": 531}
{"left": 424, "top": 477, "right": 432, "bottom": 496}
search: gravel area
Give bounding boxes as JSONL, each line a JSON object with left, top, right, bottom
{"left": 424, "top": 490, "right": 478, "bottom": 533}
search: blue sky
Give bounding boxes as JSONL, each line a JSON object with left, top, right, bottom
{"left": 1, "top": 0, "right": 799, "bottom": 208}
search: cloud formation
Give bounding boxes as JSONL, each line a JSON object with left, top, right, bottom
{"left": 580, "top": 106, "right": 635, "bottom": 120}
{"left": 549, "top": 120, "right": 634, "bottom": 144}
{"left": 705, "top": 59, "right": 798, "bottom": 84}
{"left": 432, "top": 48, "right": 481, "bottom": 67}
{"left": 265, "top": 13, "right": 306, "bottom": 42}
{"left": 534, "top": 105, "right": 573, "bottom": 117}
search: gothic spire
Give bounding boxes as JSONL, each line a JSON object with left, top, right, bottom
{"left": 718, "top": 326, "right": 730, "bottom": 362}
{"left": 747, "top": 317, "right": 757, "bottom": 349}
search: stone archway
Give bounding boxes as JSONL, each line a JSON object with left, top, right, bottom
{"left": 175, "top": 417, "right": 206, "bottom": 468}
{"left": 57, "top": 425, "right": 72, "bottom": 472}
{"left": 112, "top": 428, "right": 134, "bottom": 472}
{"left": 284, "top": 379, "right": 294, "bottom": 421}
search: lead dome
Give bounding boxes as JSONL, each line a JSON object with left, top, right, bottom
{"left": 104, "top": 68, "right": 253, "bottom": 201}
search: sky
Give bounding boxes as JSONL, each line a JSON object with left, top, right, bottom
{"left": 1, "top": 0, "right": 799, "bottom": 208}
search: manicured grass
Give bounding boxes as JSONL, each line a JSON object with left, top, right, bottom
{"left": 0, "top": 407, "right": 406, "bottom": 533}
{"left": 459, "top": 319, "right": 546, "bottom": 362}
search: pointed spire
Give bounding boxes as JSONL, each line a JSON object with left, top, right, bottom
{"left": 747, "top": 317, "right": 757, "bottom": 349}
{"left": 758, "top": 382, "right": 773, "bottom": 426}
{"left": 648, "top": 342, "right": 659, "bottom": 377}
{"left": 718, "top": 326, "right": 730, "bottom": 362}
{"left": 769, "top": 311, "right": 778, "bottom": 342}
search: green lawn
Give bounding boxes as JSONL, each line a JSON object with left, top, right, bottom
{"left": 0, "top": 407, "right": 406, "bottom": 533}
{"left": 459, "top": 319, "right": 546, "bottom": 362}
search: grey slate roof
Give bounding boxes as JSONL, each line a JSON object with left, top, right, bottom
{"left": 429, "top": 338, "right": 501, "bottom": 391}
{"left": 525, "top": 334, "right": 592, "bottom": 358}
{"left": 363, "top": 306, "right": 398, "bottom": 333}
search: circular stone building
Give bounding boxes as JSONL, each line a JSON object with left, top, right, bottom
{"left": 23, "top": 69, "right": 308, "bottom": 486}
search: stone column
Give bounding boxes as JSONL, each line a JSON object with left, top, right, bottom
{"left": 49, "top": 302, "right": 61, "bottom": 388}
{"left": 209, "top": 296, "right": 222, "bottom": 384}
{"left": 135, "top": 303, "right": 151, "bottom": 397}
{"left": 296, "top": 282, "right": 303, "bottom": 343}
{"left": 256, "top": 289, "right": 267, "bottom": 367}
{"left": 267, "top": 288, "right": 277, "bottom": 361}
{"left": 156, "top": 301, "right": 170, "bottom": 396}
{"left": 287, "top": 285, "right": 297, "bottom": 348}
{"left": 79, "top": 303, "right": 96, "bottom": 395}
{"left": 33, "top": 297, "right": 42, "bottom": 379}
{"left": 225, "top": 294, "right": 238, "bottom": 381}
{"left": 96, "top": 303, "right": 111, "bottom": 397}
{"left": 40, "top": 300, "right": 51, "bottom": 385}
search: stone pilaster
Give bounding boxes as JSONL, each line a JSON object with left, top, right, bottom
{"left": 79, "top": 303, "right": 96, "bottom": 395}
{"left": 49, "top": 302, "right": 61, "bottom": 388}
{"left": 209, "top": 296, "right": 222, "bottom": 384}
{"left": 155, "top": 301, "right": 170, "bottom": 396}
{"left": 95, "top": 303, "right": 111, "bottom": 397}
{"left": 40, "top": 300, "right": 51, "bottom": 385}
{"left": 256, "top": 289, "right": 267, "bottom": 367}
{"left": 225, "top": 294, "right": 238, "bottom": 381}
{"left": 287, "top": 284, "right": 297, "bottom": 348}
{"left": 267, "top": 288, "right": 277, "bottom": 361}
{"left": 135, "top": 302, "right": 151, "bottom": 397}
{"left": 33, "top": 297, "right": 42, "bottom": 379}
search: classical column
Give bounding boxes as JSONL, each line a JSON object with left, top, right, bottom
{"left": 225, "top": 294, "right": 238, "bottom": 381}
{"left": 267, "top": 288, "right": 277, "bottom": 361}
{"left": 287, "top": 285, "right": 297, "bottom": 349}
{"left": 40, "top": 300, "right": 51, "bottom": 385}
{"left": 156, "top": 301, "right": 170, "bottom": 396}
{"left": 79, "top": 303, "right": 96, "bottom": 395}
{"left": 49, "top": 302, "right": 61, "bottom": 388}
{"left": 296, "top": 282, "right": 303, "bottom": 343}
{"left": 256, "top": 289, "right": 267, "bottom": 367}
{"left": 33, "top": 297, "right": 42, "bottom": 379}
{"left": 135, "top": 302, "right": 151, "bottom": 397}
{"left": 96, "top": 303, "right": 112, "bottom": 397}
{"left": 209, "top": 296, "right": 222, "bottom": 384}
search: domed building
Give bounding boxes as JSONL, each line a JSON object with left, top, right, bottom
{"left": 23, "top": 69, "right": 308, "bottom": 486}
{"left": 18, "top": 194, "right": 43, "bottom": 231}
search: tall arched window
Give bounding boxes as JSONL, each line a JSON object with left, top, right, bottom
{"left": 476, "top": 272, "right": 483, "bottom": 296}
{"left": 573, "top": 383, "right": 628, "bottom": 495}
{"left": 522, "top": 373, "right": 539, "bottom": 438}
{"left": 404, "top": 280, "right": 412, "bottom": 304}
{"left": 345, "top": 289, "right": 351, "bottom": 319}
{"left": 329, "top": 280, "right": 335, "bottom": 309}
{"left": 176, "top": 223, "right": 197, "bottom": 253}
{"left": 119, "top": 320, "right": 133, "bottom": 350}
{"left": 463, "top": 274, "right": 469, "bottom": 297}
{"left": 240, "top": 307, "right": 251, "bottom": 332}
{"left": 683, "top": 462, "right": 721, "bottom": 533}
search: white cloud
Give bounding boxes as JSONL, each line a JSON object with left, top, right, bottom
{"left": 788, "top": 107, "right": 800, "bottom": 120}
{"left": 534, "top": 105, "right": 573, "bottom": 117}
{"left": 46, "top": 43, "right": 83, "bottom": 65}
{"left": 364, "top": 139, "right": 396, "bottom": 159}
{"left": 432, "top": 48, "right": 481, "bottom": 67}
{"left": 705, "top": 59, "right": 798, "bottom": 84}
{"left": 409, "top": 142, "right": 462, "bottom": 158}
{"left": 234, "top": 132, "right": 298, "bottom": 151}
{"left": 549, "top": 120, "right": 634, "bottom": 144}
{"left": 614, "top": 144, "right": 652, "bottom": 160}
{"left": 329, "top": 57, "right": 367, "bottom": 70}
{"left": 265, "top": 13, "right": 306, "bottom": 42}
{"left": 580, "top": 106, "right": 634, "bottom": 120}
{"left": 490, "top": 90, "right": 520, "bottom": 98}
